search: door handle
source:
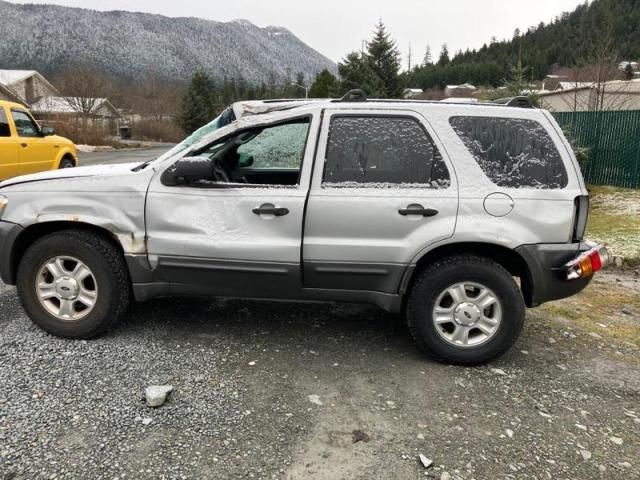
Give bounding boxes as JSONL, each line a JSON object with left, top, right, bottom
{"left": 20, "top": 143, "right": 28, "bottom": 148}
{"left": 253, "top": 204, "right": 289, "bottom": 217}
{"left": 399, "top": 204, "right": 439, "bottom": 217}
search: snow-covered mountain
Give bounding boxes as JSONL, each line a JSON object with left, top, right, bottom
{"left": 0, "top": 1, "right": 336, "bottom": 84}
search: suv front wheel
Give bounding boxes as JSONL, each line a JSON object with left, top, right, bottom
{"left": 17, "top": 230, "right": 131, "bottom": 338}
{"left": 407, "top": 255, "right": 525, "bottom": 365}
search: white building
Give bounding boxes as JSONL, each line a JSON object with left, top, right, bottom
{"left": 0, "top": 70, "right": 59, "bottom": 104}
{"left": 540, "top": 79, "right": 640, "bottom": 112}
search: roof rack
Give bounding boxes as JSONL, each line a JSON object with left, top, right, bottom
{"left": 335, "top": 89, "right": 368, "bottom": 102}
{"left": 491, "top": 96, "right": 534, "bottom": 108}
{"left": 328, "top": 91, "right": 533, "bottom": 108}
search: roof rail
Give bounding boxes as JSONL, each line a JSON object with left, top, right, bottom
{"left": 336, "top": 89, "right": 368, "bottom": 102}
{"left": 492, "top": 96, "right": 534, "bottom": 108}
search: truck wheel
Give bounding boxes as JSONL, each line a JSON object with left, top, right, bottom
{"left": 17, "top": 230, "right": 131, "bottom": 339}
{"left": 406, "top": 255, "right": 525, "bottom": 365}
{"left": 59, "top": 157, "right": 75, "bottom": 169}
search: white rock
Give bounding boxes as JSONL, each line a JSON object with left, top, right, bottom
{"left": 506, "top": 429, "right": 514, "bottom": 438}
{"left": 490, "top": 368, "right": 506, "bottom": 376}
{"left": 418, "top": 454, "right": 433, "bottom": 469}
{"left": 580, "top": 450, "right": 592, "bottom": 461}
{"left": 145, "top": 385, "right": 174, "bottom": 408}
{"left": 307, "top": 394, "right": 323, "bottom": 406}
{"left": 417, "top": 433, "right": 425, "bottom": 440}
{"left": 610, "top": 436, "right": 623, "bottom": 445}
{"left": 618, "top": 462, "right": 632, "bottom": 469}
{"left": 142, "top": 417, "right": 153, "bottom": 426}
{"left": 248, "top": 361, "right": 256, "bottom": 366}
{"left": 441, "top": 472, "right": 451, "bottom": 480}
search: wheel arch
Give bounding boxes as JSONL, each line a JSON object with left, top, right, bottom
{"left": 401, "top": 242, "right": 535, "bottom": 307}
{"left": 7, "top": 221, "right": 124, "bottom": 285}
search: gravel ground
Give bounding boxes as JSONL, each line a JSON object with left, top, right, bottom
{"left": 0, "top": 275, "right": 639, "bottom": 480}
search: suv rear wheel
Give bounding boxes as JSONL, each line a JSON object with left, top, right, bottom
{"left": 17, "top": 230, "right": 131, "bottom": 338}
{"left": 407, "top": 255, "right": 525, "bottom": 365}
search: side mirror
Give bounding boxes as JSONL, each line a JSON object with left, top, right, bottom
{"left": 162, "top": 156, "right": 213, "bottom": 186}
{"left": 237, "top": 153, "right": 254, "bottom": 168}
{"left": 41, "top": 126, "right": 55, "bottom": 136}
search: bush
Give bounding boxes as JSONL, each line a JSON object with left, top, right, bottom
{"left": 131, "top": 119, "right": 184, "bottom": 143}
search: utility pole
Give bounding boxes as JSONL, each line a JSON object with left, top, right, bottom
{"left": 408, "top": 43, "right": 412, "bottom": 71}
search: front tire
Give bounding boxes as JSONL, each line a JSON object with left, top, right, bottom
{"left": 17, "top": 230, "right": 131, "bottom": 339}
{"left": 407, "top": 255, "right": 525, "bottom": 365}
{"left": 59, "top": 157, "right": 75, "bottom": 169}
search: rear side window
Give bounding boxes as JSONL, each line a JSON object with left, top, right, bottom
{"left": 323, "top": 116, "right": 451, "bottom": 188}
{"left": 0, "top": 109, "right": 10, "bottom": 137}
{"left": 450, "top": 116, "right": 568, "bottom": 189}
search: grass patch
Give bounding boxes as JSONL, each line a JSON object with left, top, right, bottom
{"left": 587, "top": 185, "right": 640, "bottom": 265}
{"left": 539, "top": 274, "right": 640, "bottom": 347}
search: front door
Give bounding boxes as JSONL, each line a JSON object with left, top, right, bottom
{"left": 303, "top": 109, "right": 459, "bottom": 294}
{"left": 11, "top": 109, "right": 56, "bottom": 176}
{"left": 145, "top": 112, "right": 319, "bottom": 298}
{"left": 0, "top": 107, "right": 17, "bottom": 181}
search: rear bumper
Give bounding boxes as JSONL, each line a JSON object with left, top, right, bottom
{"left": 516, "top": 242, "right": 607, "bottom": 307}
{"left": 0, "top": 220, "right": 24, "bottom": 285}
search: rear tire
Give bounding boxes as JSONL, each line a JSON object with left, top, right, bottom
{"left": 406, "top": 255, "right": 525, "bottom": 365}
{"left": 17, "top": 230, "right": 131, "bottom": 339}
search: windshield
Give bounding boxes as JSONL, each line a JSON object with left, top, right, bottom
{"left": 140, "top": 106, "right": 237, "bottom": 167}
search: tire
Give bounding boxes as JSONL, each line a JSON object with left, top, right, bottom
{"left": 59, "top": 157, "right": 75, "bottom": 169}
{"left": 406, "top": 255, "right": 525, "bottom": 365}
{"left": 17, "top": 230, "right": 131, "bottom": 339}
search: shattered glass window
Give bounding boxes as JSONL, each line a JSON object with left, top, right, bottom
{"left": 323, "top": 116, "right": 451, "bottom": 188}
{"left": 237, "top": 121, "right": 309, "bottom": 169}
{"left": 450, "top": 116, "right": 568, "bottom": 189}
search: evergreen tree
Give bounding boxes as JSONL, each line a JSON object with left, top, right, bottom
{"left": 366, "top": 20, "right": 402, "bottom": 97}
{"left": 309, "top": 69, "right": 338, "bottom": 98}
{"left": 337, "top": 51, "right": 385, "bottom": 97}
{"left": 180, "top": 71, "right": 216, "bottom": 134}
{"left": 423, "top": 45, "right": 433, "bottom": 66}
{"left": 437, "top": 44, "right": 450, "bottom": 66}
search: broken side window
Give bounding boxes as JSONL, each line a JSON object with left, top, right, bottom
{"left": 449, "top": 116, "right": 568, "bottom": 189}
{"left": 323, "top": 116, "right": 451, "bottom": 188}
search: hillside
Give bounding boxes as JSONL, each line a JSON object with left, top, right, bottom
{"left": 0, "top": 1, "right": 336, "bottom": 84}
{"left": 406, "top": 0, "right": 640, "bottom": 90}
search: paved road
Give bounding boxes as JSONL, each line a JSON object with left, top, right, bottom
{"left": 78, "top": 145, "right": 173, "bottom": 167}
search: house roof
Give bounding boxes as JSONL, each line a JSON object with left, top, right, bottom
{"left": 31, "top": 96, "right": 121, "bottom": 117}
{"left": 446, "top": 83, "right": 476, "bottom": 90}
{"left": 0, "top": 69, "right": 59, "bottom": 103}
{"left": 540, "top": 78, "right": 640, "bottom": 97}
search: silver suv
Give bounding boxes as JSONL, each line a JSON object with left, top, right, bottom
{"left": 0, "top": 94, "right": 609, "bottom": 364}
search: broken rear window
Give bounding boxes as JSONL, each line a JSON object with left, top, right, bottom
{"left": 323, "top": 116, "right": 451, "bottom": 188}
{"left": 450, "top": 116, "right": 568, "bottom": 189}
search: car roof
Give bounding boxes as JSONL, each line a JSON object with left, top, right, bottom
{"left": 0, "top": 99, "right": 29, "bottom": 110}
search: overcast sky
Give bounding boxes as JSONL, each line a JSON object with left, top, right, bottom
{"left": 11, "top": 0, "right": 585, "bottom": 65}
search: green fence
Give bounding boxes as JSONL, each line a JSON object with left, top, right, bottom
{"left": 553, "top": 110, "right": 640, "bottom": 189}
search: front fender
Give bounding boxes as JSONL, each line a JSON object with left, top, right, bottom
{"left": 54, "top": 147, "right": 78, "bottom": 168}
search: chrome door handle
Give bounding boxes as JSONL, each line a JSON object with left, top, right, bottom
{"left": 399, "top": 204, "right": 439, "bottom": 217}
{"left": 253, "top": 204, "right": 289, "bottom": 217}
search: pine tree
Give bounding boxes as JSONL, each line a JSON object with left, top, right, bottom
{"left": 423, "top": 45, "right": 432, "bottom": 66}
{"left": 180, "top": 71, "right": 216, "bottom": 135}
{"left": 437, "top": 44, "right": 450, "bottom": 66}
{"left": 337, "top": 51, "right": 385, "bottom": 97}
{"left": 366, "top": 20, "right": 401, "bottom": 97}
{"left": 309, "top": 69, "right": 338, "bottom": 98}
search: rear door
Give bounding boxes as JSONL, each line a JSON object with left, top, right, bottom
{"left": 0, "top": 106, "right": 18, "bottom": 180}
{"left": 11, "top": 109, "right": 55, "bottom": 176}
{"left": 303, "top": 109, "right": 458, "bottom": 294}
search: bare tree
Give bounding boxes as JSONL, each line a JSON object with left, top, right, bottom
{"left": 53, "top": 67, "right": 114, "bottom": 117}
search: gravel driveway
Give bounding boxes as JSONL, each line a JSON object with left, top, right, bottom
{"left": 0, "top": 274, "right": 639, "bottom": 480}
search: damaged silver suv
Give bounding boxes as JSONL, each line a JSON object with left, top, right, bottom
{"left": 0, "top": 93, "right": 609, "bottom": 364}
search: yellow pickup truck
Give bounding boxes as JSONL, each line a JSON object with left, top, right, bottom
{"left": 0, "top": 100, "right": 77, "bottom": 181}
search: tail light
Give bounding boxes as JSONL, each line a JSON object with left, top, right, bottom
{"left": 565, "top": 245, "right": 610, "bottom": 280}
